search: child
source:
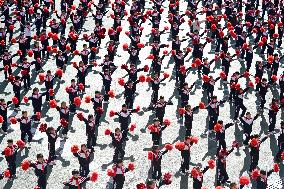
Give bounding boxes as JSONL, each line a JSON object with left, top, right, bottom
{"left": 1, "top": 139, "right": 19, "bottom": 178}
{"left": 91, "top": 91, "right": 104, "bottom": 126}
{"left": 240, "top": 112, "right": 259, "bottom": 145}
{"left": 56, "top": 101, "right": 70, "bottom": 139}
{"left": 81, "top": 114, "right": 96, "bottom": 152}
{"left": 63, "top": 169, "right": 91, "bottom": 188}
{"left": 111, "top": 159, "right": 131, "bottom": 189}
{"left": 149, "top": 145, "right": 168, "bottom": 180}
{"left": 17, "top": 111, "right": 38, "bottom": 146}
{"left": 28, "top": 87, "right": 47, "bottom": 123}
{"left": 0, "top": 99, "right": 12, "bottom": 134}
{"left": 30, "top": 154, "right": 52, "bottom": 189}
{"left": 46, "top": 126, "right": 60, "bottom": 165}
{"left": 107, "top": 128, "right": 129, "bottom": 163}
{"left": 73, "top": 144, "right": 91, "bottom": 177}
{"left": 182, "top": 104, "right": 199, "bottom": 136}
{"left": 148, "top": 118, "right": 168, "bottom": 146}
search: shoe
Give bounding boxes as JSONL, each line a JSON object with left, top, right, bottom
{"left": 34, "top": 121, "right": 39, "bottom": 124}
{"left": 14, "top": 107, "right": 21, "bottom": 111}
{"left": 62, "top": 134, "right": 68, "bottom": 139}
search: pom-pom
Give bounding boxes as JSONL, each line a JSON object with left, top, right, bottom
{"left": 199, "top": 102, "right": 206, "bottom": 109}
{"left": 21, "top": 160, "right": 30, "bottom": 171}
{"left": 0, "top": 115, "right": 3, "bottom": 123}
{"left": 281, "top": 152, "right": 284, "bottom": 160}
{"left": 96, "top": 107, "right": 104, "bottom": 114}
{"left": 122, "top": 43, "right": 129, "bottom": 50}
{"left": 71, "top": 145, "right": 79, "bottom": 153}
{"left": 202, "top": 75, "right": 210, "bottom": 82}
{"left": 4, "top": 170, "right": 10, "bottom": 178}
{"left": 186, "top": 47, "right": 192, "bottom": 52}
{"left": 107, "top": 169, "right": 116, "bottom": 177}
{"left": 139, "top": 75, "right": 146, "bottom": 82}
{"left": 175, "top": 142, "right": 185, "bottom": 150}
{"left": 143, "top": 65, "right": 149, "bottom": 72}
{"left": 137, "top": 43, "right": 145, "bottom": 49}
{"left": 250, "top": 138, "right": 259, "bottom": 148}
{"left": 251, "top": 169, "right": 260, "bottom": 180}
{"left": 163, "top": 172, "right": 172, "bottom": 185}
{"left": 10, "top": 117, "right": 17, "bottom": 124}
{"left": 109, "top": 110, "right": 116, "bottom": 117}
{"left": 118, "top": 78, "right": 125, "bottom": 86}
{"left": 39, "top": 123, "right": 47, "bottom": 132}
{"left": 74, "top": 97, "right": 81, "bottom": 106}
{"left": 190, "top": 136, "right": 199, "bottom": 144}
{"left": 27, "top": 50, "right": 33, "bottom": 57}
{"left": 135, "top": 106, "right": 140, "bottom": 112}
{"left": 271, "top": 75, "right": 277, "bottom": 82}
{"left": 129, "top": 124, "right": 136, "bottom": 132}
{"left": 84, "top": 96, "right": 91, "bottom": 103}
{"left": 163, "top": 73, "right": 170, "bottom": 79}
{"left": 105, "top": 129, "right": 111, "bottom": 135}
{"left": 49, "top": 89, "right": 54, "bottom": 97}
{"left": 4, "top": 147, "right": 12, "bottom": 156}
{"left": 16, "top": 140, "right": 25, "bottom": 149}
{"left": 108, "top": 90, "right": 115, "bottom": 98}
{"left": 248, "top": 81, "right": 254, "bottom": 88}
{"left": 268, "top": 55, "right": 274, "bottom": 64}
{"left": 219, "top": 71, "right": 226, "bottom": 79}
{"left": 239, "top": 176, "right": 250, "bottom": 186}
{"left": 191, "top": 168, "right": 198, "bottom": 178}
{"left": 78, "top": 83, "right": 84, "bottom": 91}
{"left": 214, "top": 123, "right": 222, "bottom": 132}
{"left": 49, "top": 99, "right": 57, "bottom": 108}
{"left": 163, "top": 50, "right": 168, "bottom": 55}
{"left": 147, "top": 54, "right": 155, "bottom": 59}
{"left": 39, "top": 73, "right": 45, "bottom": 82}
{"left": 90, "top": 172, "right": 98, "bottom": 182}
{"left": 12, "top": 97, "right": 19, "bottom": 104}
{"left": 60, "top": 119, "right": 68, "bottom": 127}
{"left": 243, "top": 71, "right": 250, "bottom": 78}
{"left": 179, "top": 108, "right": 185, "bottom": 115}
{"left": 128, "top": 163, "right": 135, "bottom": 171}
{"left": 273, "top": 163, "right": 279, "bottom": 172}
{"left": 163, "top": 119, "right": 171, "bottom": 126}
{"left": 56, "top": 69, "right": 63, "bottom": 77}
{"left": 208, "top": 159, "right": 215, "bottom": 169}
{"left": 148, "top": 151, "right": 154, "bottom": 160}
{"left": 146, "top": 76, "right": 153, "bottom": 82}
{"left": 165, "top": 144, "right": 173, "bottom": 151}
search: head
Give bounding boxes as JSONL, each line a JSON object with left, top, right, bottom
{"left": 116, "top": 159, "right": 124, "bottom": 167}
{"left": 229, "top": 182, "right": 238, "bottom": 189}
{"left": 7, "top": 139, "right": 13, "bottom": 147}
{"left": 61, "top": 101, "right": 66, "bottom": 108}
{"left": 79, "top": 61, "right": 84, "bottom": 67}
{"left": 46, "top": 127, "right": 55, "bottom": 134}
{"left": 71, "top": 79, "right": 76, "bottom": 85}
{"left": 81, "top": 144, "right": 87, "bottom": 151}
{"left": 95, "top": 91, "right": 101, "bottom": 97}
{"left": 185, "top": 104, "right": 191, "bottom": 111}
{"left": 88, "top": 114, "right": 94, "bottom": 121}
{"left": 33, "top": 87, "right": 39, "bottom": 94}
{"left": 159, "top": 96, "right": 164, "bottom": 102}
{"left": 37, "top": 154, "right": 44, "bottom": 163}
{"left": 246, "top": 112, "right": 251, "bottom": 119}
{"left": 115, "top": 128, "right": 121, "bottom": 135}
{"left": 153, "top": 118, "right": 160, "bottom": 125}
{"left": 212, "top": 96, "right": 217, "bottom": 102}
{"left": 146, "top": 180, "right": 156, "bottom": 188}
{"left": 22, "top": 111, "right": 27, "bottom": 117}
{"left": 122, "top": 104, "right": 127, "bottom": 111}
{"left": 72, "top": 170, "right": 80, "bottom": 178}
{"left": 152, "top": 145, "right": 159, "bottom": 153}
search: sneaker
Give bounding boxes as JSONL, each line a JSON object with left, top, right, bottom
{"left": 14, "top": 107, "right": 21, "bottom": 111}
{"left": 34, "top": 121, "right": 39, "bottom": 124}
{"left": 62, "top": 134, "right": 68, "bottom": 139}
{"left": 26, "top": 142, "right": 30, "bottom": 148}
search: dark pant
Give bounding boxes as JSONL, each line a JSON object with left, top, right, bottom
{"left": 79, "top": 165, "right": 90, "bottom": 177}
{"left": 8, "top": 162, "right": 16, "bottom": 176}
{"left": 37, "top": 175, "right": 47, "bottom": 189}
{"left": 234, "top": 103, "right": 247, "bottom": 119}
{"left": 21, "top": 130, "right": 33, "bottom": 142}
{"left": 152, "top": 165, "right": 162, "bottom": 180}
{"left": 249, "top": 155, "right": 259, "bottom": 172}
{"left": 181, "top": 155, "right": 190, "bottom": 173}
{"left": 87, "top": 133, "right": 96, "bottom": 149}
{"left": 113, "top": 146, "right": 125, "bottom": 163}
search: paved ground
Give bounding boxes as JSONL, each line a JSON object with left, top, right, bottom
{"left": 0, "top": 0, "right": 283, "bottom": 188}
